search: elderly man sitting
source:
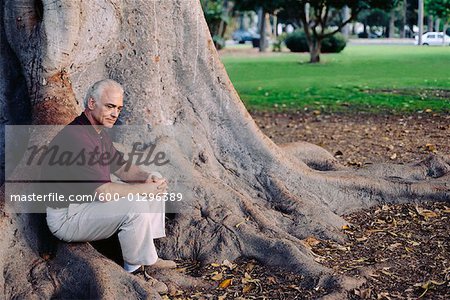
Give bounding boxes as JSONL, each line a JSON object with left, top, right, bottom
{"left": 43, "top": 79, "right": 174, "bottom": 294}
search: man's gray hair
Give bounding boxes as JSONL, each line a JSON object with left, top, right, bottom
{"left": 83, "top": 79, "right": 124, "bottom": 108}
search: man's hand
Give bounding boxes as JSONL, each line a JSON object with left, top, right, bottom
{"left": 96, "top": 170, "right": 167, "bottom": 199}
{"left": 145, "top": 171, "right": 162, "bottom": 182}
{"left": 145, "top": 171, "right": 168, "bottom": 193}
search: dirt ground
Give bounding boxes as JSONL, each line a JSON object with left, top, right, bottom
{"left": 252, "top": 111, "right": 450, "bottom": 167}
{"left": 163, "top": 112, "right": 449, "bottom": 300}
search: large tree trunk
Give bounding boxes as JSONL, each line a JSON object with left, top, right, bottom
{"left": 427, "top": 15, "right": 434, "bottom": 32}
{"left": 435, "top": 18, "right": 441, "bottom": 32}
{"left": 1, "top": 0, "right": 449, "bottom": 298}
{"left": 257, "top": 7, "right": 268, "bottom": 52}
{"left": 442, "top": 22, "right": 449, "bottom": 46}
{"left": 388, "top": 9, "right": 395, "bottom": 38}
{"left": 309, "top": 39, "right": 321, "bottom": 63}
{"left": 401, "top": 0, "right": 407, "bottom": 38}
{"left": 341, "top": 6, "right": 350, "bottom": 38}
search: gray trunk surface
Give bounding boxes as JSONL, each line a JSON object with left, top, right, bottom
{"left": 1, "top": 0, "right": 448, "bottom": 298}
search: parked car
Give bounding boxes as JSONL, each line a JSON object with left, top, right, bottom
{"left": 415, "top": 32, "right": 450, "bottom": 45}
{"left": 232, "top": 29, "right": 258, "bottom": 44}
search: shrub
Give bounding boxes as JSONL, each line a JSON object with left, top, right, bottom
{"left": 358, "top": 32, "right": 369, "bottom": 38}
{"left": 321, "top": 33, "right": 347, "bottom": 53}
{"left": 284, "top": 31, "right": 309, "bottom": 52}
{"left": 285, "top": 30, "right": 347, "bottom": 53}
{"left": 272, "top": 32, "right": 288, "bottom": 52}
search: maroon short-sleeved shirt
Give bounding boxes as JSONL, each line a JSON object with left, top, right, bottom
{"left": 42, "top": 113, "right": 126, "bottom": 207}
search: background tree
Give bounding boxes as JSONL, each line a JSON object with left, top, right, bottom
{"left": 0, "top": 0, "right": 448, "bottom": 298}
{"left": 234, "top": 0, "right": 283, "bottom": 51}
{"left": 400, "top": 0, "right": 408, "bottom": 37}
{"left": 201, "top": 0, "right": 234, "bottom": 49}
{"left": 278, "top": 0, "right": 399, "bottom": 63}
{"left": 357, "top": 8, "right": 390, "bottom": 37}
{"left": 426, "top": 0, "right": 450, "bottom": 36}
{"left": 404, "top": 0, "right": 419, "bottom": 37}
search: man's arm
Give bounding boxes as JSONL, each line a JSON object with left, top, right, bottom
{"left": 114, "top": 163, "right": 167, "bottom": 185}
{"left": 95, "top": 180, "right": 167, "bottom": 200}
{"left": 114, "top": 163, "right": 150, "bottom": 183}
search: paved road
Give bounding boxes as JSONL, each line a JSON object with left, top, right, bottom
{"left": 348, "top": 38, "right": 415, "bottom": 45}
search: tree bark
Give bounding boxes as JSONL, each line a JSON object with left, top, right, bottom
{"left": 388, "top": 9, "right": 395, "bottom": 38}
{"left": 309, "top": 39, "right": 321, "bottom": 63}
{"left": 443, "top": 22, "right": 449, "bottom": 46}
{"left": 341, "top": 6, "right": 350, "bottom": 38}
{"left": 418, "top": 0, "right": 424, "bottom": 45}
{"left": 257, "top": 7, "right": 268, "bottom": 52}
{"left": 435, "top": 18, "right": 441, "bottom": 32}
{"left": 427, "top": 15, "right": 434, "bottom": 32}
{"left": 401, "top": 0, "right": 407, "bottom": 38}
{"left": 1, "top": 0, "right": 448, "bottom": 298}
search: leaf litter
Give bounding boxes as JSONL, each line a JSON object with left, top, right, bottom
{"left": 169, "top": 202, "right": 448, "bottom": 299}
{"left": 163, "top": 112, "right": 448, "bottom": 299}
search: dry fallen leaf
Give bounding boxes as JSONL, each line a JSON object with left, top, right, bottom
{"left": 334, "top": 244, "right": 350, "bottom": 251}
{"left": 222, "top": 259, "right": 235, "bottom": 270}
{"left": 387, "top": 242, "right": 402, "bottom": 251}
{"left": 169, "top": 289, "right": 183, "bottom": 297}
{"left": 415, "top": 205, "right": 438, "bottom": 218}
{"left": 354, "top": 288, "right": 372, "bottom": 299}
{"left": 414, "top": 280, "right": 445, "bottom": 298}
{"left": 425, "top": 143, "right": 436, "bottom": 152}
{"left": 211, "top": 272, "right": 223, "bottom": 281}
{"left": 175, "top": 267, "right": 187, "bottom": 273}
{"left": 267, "top": 276, "right": 277, "bottom": 284}
{"left": 377, "top": 291, "right": 392, "bottom": 300}
{"left": 218, "top": 278, "right": 232, "bottom": 289}
{"left": 405, "top": 246, "right": 414, "bottom": 252}
{"left": 342, "top": 224, "right": 351, "bottom": 230}
{"left": 380, "top": 269, "right": 393, "bottom": 276}
{"left": 407, "top": 240, "right": 420, "bottom": 246}
{"left": 235, "top": 220, "right": 246, "bottom": 228}
{"left": 387, "top": 231, "right": 398, "bottom": 237}
{"left": 218, "top": 293, "right": 227, "bottom": 300}
{"left": 245, "top": 262, "right": 255, "bottom": 272}
{"left": 303, "top": 236, "right": 321, "bottom": 248}
{"left": 242, "top": 283, "right": 254, "bottom": 293}
{"left": 414, "top": 280, "right": 446, "bottom": 289}
{"left": 241, "top": 272, "right": 253, "bottom": 284}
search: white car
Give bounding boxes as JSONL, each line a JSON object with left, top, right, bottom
{"left": 415, "top": 32, "right": 450, "bottom": 45}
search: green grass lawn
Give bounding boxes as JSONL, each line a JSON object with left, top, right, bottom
{"left": 220, "top": 45, "right": 450, "bottom": 114}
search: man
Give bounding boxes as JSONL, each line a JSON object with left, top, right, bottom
{"left": 43, "top": 79, "right": 173, "bottom": 293}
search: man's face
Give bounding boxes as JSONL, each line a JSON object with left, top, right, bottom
{"left": 89, "top": 86, "right": 124, "bottom": 128}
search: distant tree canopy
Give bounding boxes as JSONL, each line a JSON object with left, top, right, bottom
{"left": 426, "top": 0, "right": 450, "bottom": 24}
{"left": 278, "top": 0, "right": 398, "bottom": 62}
{"left": 202, "top": 1, "right": 401, "bottom": 59}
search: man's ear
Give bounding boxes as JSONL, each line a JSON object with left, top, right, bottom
{"left": 87, "top": 97, "right": 96, "bottom": 110}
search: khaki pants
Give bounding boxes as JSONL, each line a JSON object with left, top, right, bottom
{"left": 46, "top": 196, "right": 165, "bottom": 266}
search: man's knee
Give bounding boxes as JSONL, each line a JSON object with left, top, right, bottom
{"left": 124, "top": 195, "right": 165, "bottom": 214}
